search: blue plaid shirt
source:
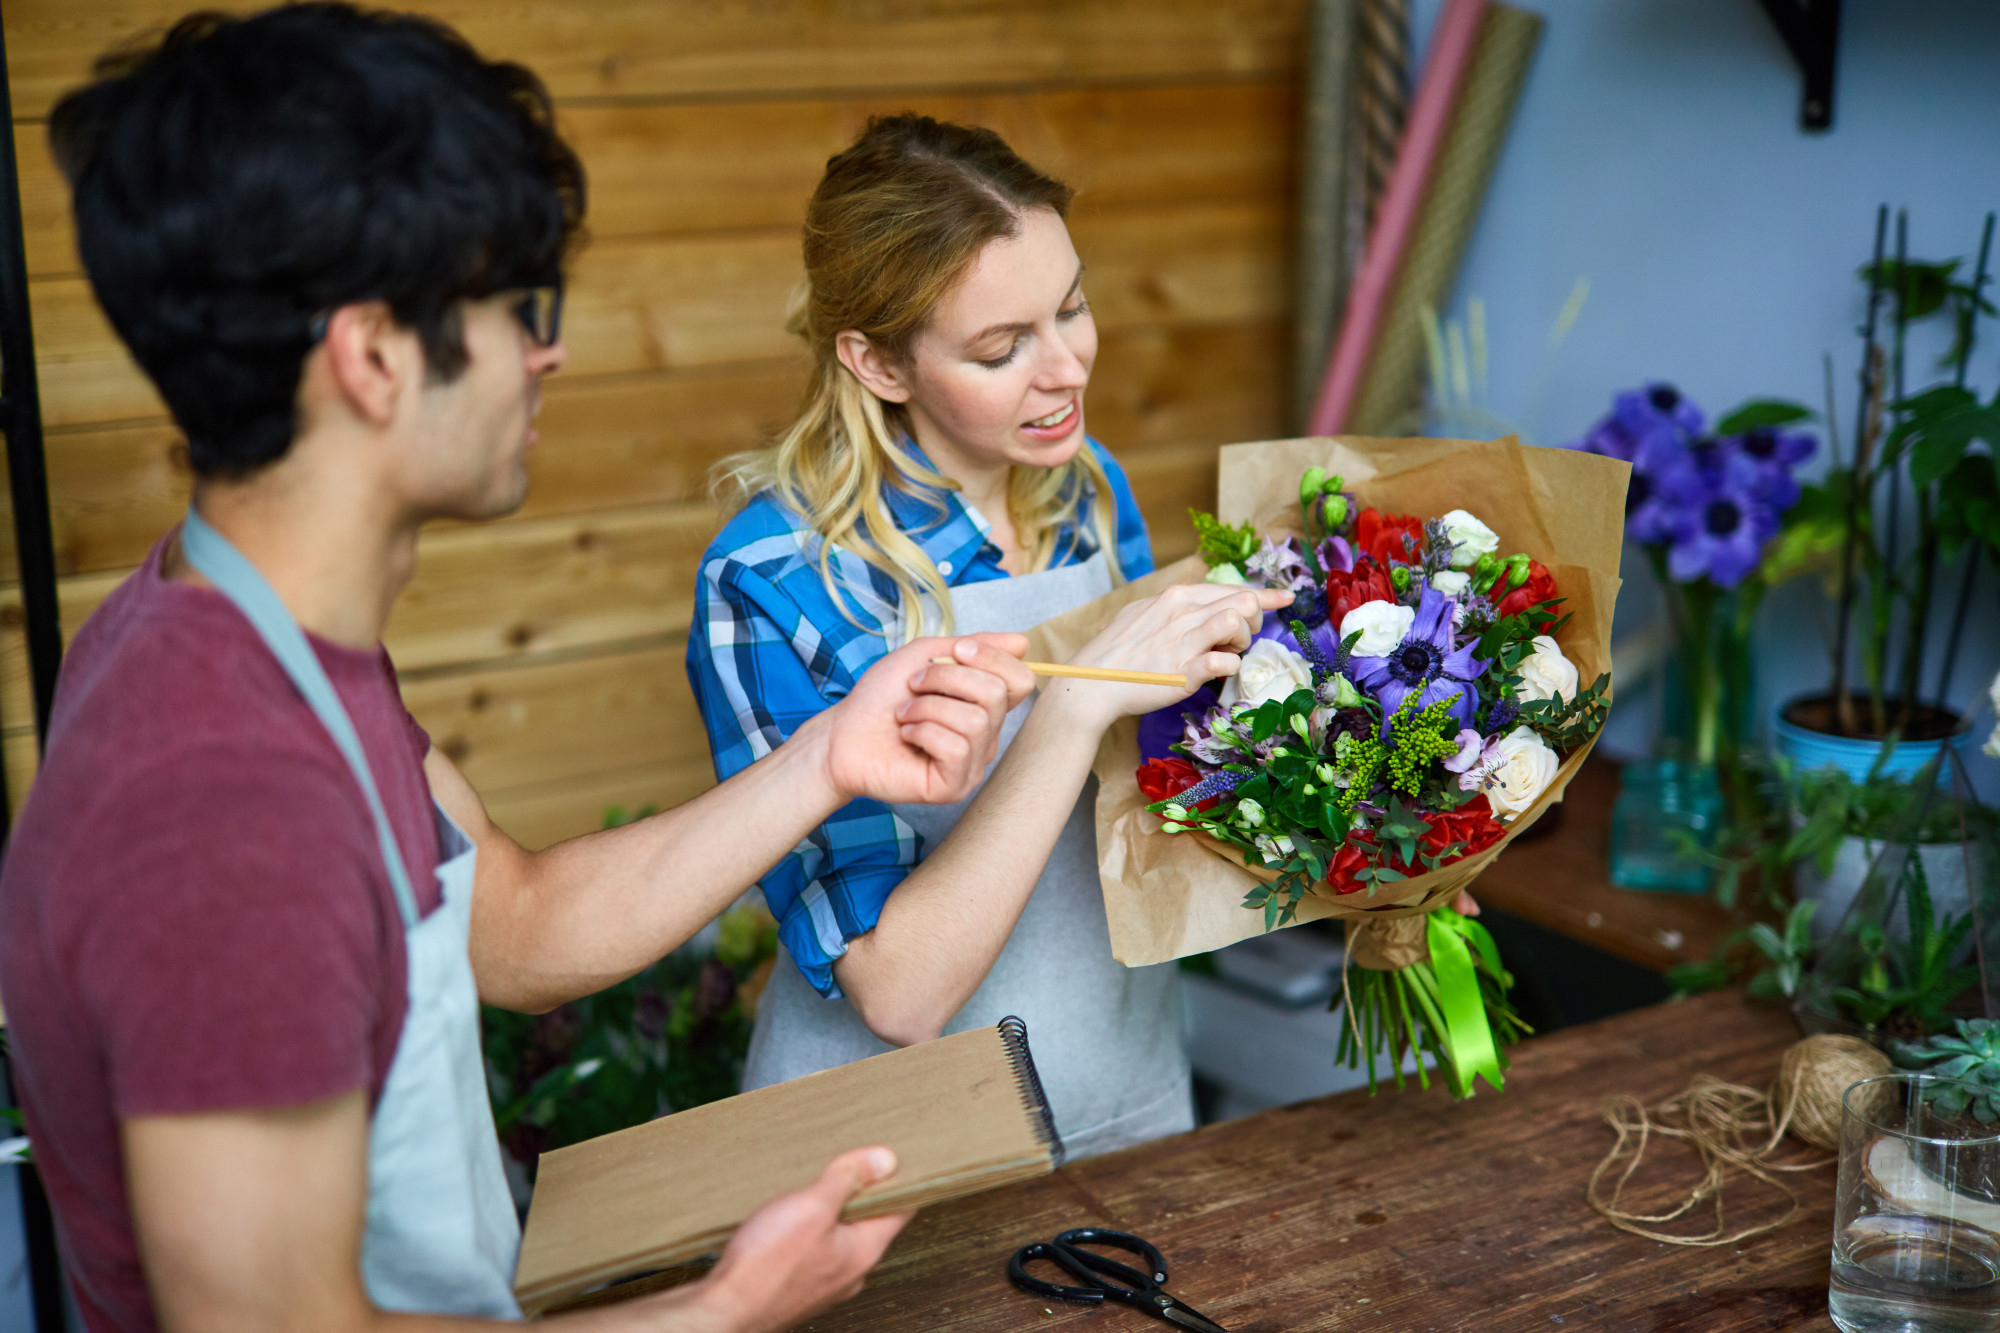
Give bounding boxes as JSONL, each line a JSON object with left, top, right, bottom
{"left": 687, "top": 439, "right": 1152, "bottom": 996}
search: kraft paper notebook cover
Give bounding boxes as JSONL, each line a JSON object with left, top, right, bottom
{"left": 514, "top": 1018, "right": 1063, "bottom": 1315}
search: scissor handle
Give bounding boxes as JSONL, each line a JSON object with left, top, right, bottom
{"left": 1008, "top": 1242, "right": 1107, "bottom": 1304}
{"left": 1052, "top": 1228, "right": 1169, "bottom": 1292}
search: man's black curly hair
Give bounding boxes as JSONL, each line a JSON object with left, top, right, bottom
{"left": 50, "top": 3, "right": 586, "bottom": 478}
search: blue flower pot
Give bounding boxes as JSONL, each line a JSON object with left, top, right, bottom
{"left": 1770, "top": 693, "right": 1975, "bottom": 783}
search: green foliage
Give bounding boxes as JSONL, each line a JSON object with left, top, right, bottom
{"left": 1829, "top": 853, "right": 1979, "bottom": 1034}
{"left": 482, "top": 899, "right": 778, "bottom": 1172}
{"left": 1715, "top": 399, "right": 1814, "bottom": 435}
{"left": 1189, "top": 508, "right": 1259, "bottom": 570}
{"left": 1744, "top": 902, "right": 1819, "bottom": 1001}
{"left": 1516, "top": 673, "right": 1612, "bottom": 752}
{"left": 481, "top": 803, "right": 779, "bottom": 1174}
{"left": 1894, "top": 1018, "right": 2000, "bottom": 1123}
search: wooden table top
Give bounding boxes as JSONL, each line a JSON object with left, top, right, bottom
{"left": 1471, "top": 755, "right": 1756, "bottom": 974}
{"left": 800, "top": 991, "right": 1836, "bottom": 1333}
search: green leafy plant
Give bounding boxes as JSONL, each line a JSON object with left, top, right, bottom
{"left": 1829, "top": 853, "right": 1978, "bottom": 1037}
{"left": 1894, "top": 1018, "right": 2000, "bottom": 1123}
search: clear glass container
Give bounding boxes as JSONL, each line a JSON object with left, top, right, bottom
{"left": 1832, "top": 1074, "right": 2000, "bottom": 1332}
{"left": 1608, "top": 758, "right": 1720, "bottom": 894}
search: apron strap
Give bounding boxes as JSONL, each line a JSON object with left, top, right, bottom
{"left": 179, "top": 508, "right": 423, "bottom": 928}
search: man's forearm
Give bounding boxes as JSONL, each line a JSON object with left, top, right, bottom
{"left": 465, "top": 714, "right": 847, "bottom": 1013}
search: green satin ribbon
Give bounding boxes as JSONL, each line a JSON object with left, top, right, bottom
{"left": 1425, "top": 909, "right": 1505, "bottom": 1098}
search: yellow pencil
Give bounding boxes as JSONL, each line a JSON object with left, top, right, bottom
{"left": 928, "top": 657, "right": 1186, "bottom": 688}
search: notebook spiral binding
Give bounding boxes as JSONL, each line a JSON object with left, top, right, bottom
{"left": 996, "top": 1015, "right": 1065, "bottom": 1167}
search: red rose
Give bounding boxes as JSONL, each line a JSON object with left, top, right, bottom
{"left": 1136, "top": 756, "right": 1202, "bottom": 803}
{"left": 1417, "top": 796, "right": 1507, "bottom": 864}
{"left": 1324, "top": 556, "right": 1398, "bottom": 630}
{"left": 1493, "top": 559, "right": 1558, "bottom": 623}
{"left": 1326, "top": 835, "right": 1378, "bottom": 895}
{"left": 1355, "top": 507, "right": 1425, "bottom": 566}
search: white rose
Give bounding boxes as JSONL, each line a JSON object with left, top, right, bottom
{"left": 1205, "top": 563, "right": 1247, "bottom": 585}
{"left": 1441, "top": 509, "right": 1500, "bottom": 569}
{"left": 1485, "top": 726, "right": 1560, "bottom": 820}
{"left": 1516, "top": 635, "right": 1580, "bottom": 704}
{"left": 1340, "top": 600, "right": 1416, "bottom": 658}
{"left": 1218, "top": 638, "right": 1314, "bottom": 709}
{"left": 1431, "top": 569, "right": 1471, "bottom": 598}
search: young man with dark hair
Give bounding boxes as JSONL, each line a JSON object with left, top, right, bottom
{"left": 0, "top": 7, "right": 1034, "bottom": 1330}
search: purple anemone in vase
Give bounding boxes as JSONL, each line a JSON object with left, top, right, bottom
{"left": 1665, "top": 450, "right": 1779, "bottom": 588}
{"left": 1349, "top": 583, "right": 1487, "bottom": 737}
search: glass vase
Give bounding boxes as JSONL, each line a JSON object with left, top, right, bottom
{"left": 1609, "top": 758, "right": 1724, "bottom": 893}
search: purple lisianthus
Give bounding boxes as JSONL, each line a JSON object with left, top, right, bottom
{"left": 1665, "top": 452, "right": 1779, "bottom": 588}
{"left": 1349, "top": 583, "right": 1488, "bottom": 736}
{"left": 1321, "top": 535, "right": 1355, "bottom": 573}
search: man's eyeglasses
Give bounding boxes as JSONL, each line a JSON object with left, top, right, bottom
{"left": 306, "top": 279, "right": 564, "bottom": 347}
{"left": 509, "top": 281, "right": 564, "bottom": 347}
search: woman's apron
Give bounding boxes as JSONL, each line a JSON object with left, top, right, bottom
{"left": 180, "top": 510, "right": 523, "bottom": 1318}
{"left": 743, "top": 551, "right": 1193, "bottom": 1159}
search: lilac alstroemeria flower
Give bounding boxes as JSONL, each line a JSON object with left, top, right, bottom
{"left": 1180, "top": 704, "right": 1243, "bottom": 766}
{"left": 1245, "top": 536, "right": 1315, "bottom": 594}
{"left": 1442, "top": 727, "right": 1506, "bottom": 792}
{"left": 1138, "top": 680, "right": 1220, "bottom": 763}
{"left": 1666, "top": 452, "right": 1779, "bottom": 588}
{"left": 1349, "top": 583, "right": 1487, "bottom": 736}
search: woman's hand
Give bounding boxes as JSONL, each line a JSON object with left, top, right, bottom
{"left": 809, "top": 633, "right": 1037, "bottom": 807}
{"left": 1047, "top": 583, "right": 1294, "bottom": 733}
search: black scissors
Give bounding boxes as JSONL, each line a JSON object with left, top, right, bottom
{"left": 1008, "top": 1227, "right": 1228, "bottom": 1331}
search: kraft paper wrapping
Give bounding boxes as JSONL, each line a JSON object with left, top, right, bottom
{"left": 1026, "top": 435, "right": 1628, "bottom": 968}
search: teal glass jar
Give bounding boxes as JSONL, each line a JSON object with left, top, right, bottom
{"left": 1609, "top": 759, "right": 1722, "bottom": 894}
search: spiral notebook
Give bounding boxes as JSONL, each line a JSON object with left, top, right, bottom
{"left": 513, "top": 1018, "right": 1063, "bottom": 1315}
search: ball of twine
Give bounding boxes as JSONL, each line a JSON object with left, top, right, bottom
{"left": 1773, "top": 1035, "right": 1893, "bottom": 1150}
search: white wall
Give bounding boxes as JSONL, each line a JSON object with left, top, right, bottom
{"left": 1409, "top": 0, "right": 2000, "bottom": 761}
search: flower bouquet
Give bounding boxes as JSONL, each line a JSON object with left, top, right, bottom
{"left": 1025, "top": 436, "right": 1627, "bottom": 1098}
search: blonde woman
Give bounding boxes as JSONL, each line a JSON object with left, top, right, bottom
{"left": 688, "top": 116, "right": 1287, "bottom": 1157}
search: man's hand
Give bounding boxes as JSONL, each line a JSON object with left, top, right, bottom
{"left": 670, "top": 1147, "right": 911, "bottom": 1333}
{"left": 805, "top": 634, "right": 1035, "bottom": 807}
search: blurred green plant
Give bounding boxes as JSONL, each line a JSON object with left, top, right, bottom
{"left": 1895, "top": 1018, "right": 2000, "bottom": 1123}
{"left": 481, "top": 804, "right": 778, "bottom": 1176}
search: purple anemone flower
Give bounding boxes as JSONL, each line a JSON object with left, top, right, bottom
{"left": 1734, "top": 424, "right": 1817, "bottom": 511}
{"left": 1576, "top": 383, "right": 1704, "bottom": 463}
{"left": 1349, "top": 583, "right": 1488, "bottom": 737}
{"left": 1665, "top": 453, "right": 1779, "bottom": 588}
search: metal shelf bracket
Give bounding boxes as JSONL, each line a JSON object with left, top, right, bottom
{"left": 1757, "top": 0, "right": 1842, "bottom": 132}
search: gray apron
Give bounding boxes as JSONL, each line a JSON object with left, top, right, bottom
{"left": 181, "top": 510, "right": 523, "bottom": 1318}
{"left": 743, "top": 551, "right": 1192, "bottom": 1159}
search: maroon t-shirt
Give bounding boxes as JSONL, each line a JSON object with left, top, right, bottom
{"left": 0, "top": 531, "right": 442, "bottom": 1332}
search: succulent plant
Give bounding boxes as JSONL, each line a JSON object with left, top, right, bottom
{"left": 1895, "top": 1018, "right": 2000, "bottom": 1123}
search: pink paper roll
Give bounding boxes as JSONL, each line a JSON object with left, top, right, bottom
{"left": 1309, "top": 0, "right": 1488, "bottom": 436}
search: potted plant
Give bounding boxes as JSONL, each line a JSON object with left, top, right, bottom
{"left": 1771, "top": 208, "right": 1998, "bottom": 780}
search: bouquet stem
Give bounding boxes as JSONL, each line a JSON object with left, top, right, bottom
{"left": 1337, "top": 910, "right": 1529, "bottom": 1099}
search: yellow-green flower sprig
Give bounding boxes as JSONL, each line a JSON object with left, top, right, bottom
{"left": 1384, "top": 690, "right": 1461, "bottom": 798}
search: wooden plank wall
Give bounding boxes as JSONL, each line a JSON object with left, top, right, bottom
{"left": 0, "top": 0, "right": 1303, "bottom": 847}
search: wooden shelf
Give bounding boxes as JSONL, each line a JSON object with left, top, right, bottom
{"left": 1471, "top": 755, "right": 1749, "bottom": 973}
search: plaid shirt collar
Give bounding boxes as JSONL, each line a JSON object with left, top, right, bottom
{"left": 878, "top": 443, "right": 1104, "bottom": 582}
